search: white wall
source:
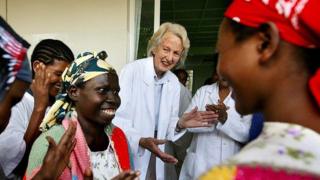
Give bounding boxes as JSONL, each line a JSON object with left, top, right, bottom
{"left": 4, "top": 0, "right": 129, "bottom": 72}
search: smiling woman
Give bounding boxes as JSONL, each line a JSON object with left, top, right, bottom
{"left": 200, "top": 0, "right": 320, "bottom": 179}
{"left": 26, "top": 51, "right": 140, "bottom": 180}
{"left": 113, "top": 22, "right": 219, "bottom": 180}
{"left": 73, "top": 72, "right": 121, "bottom": 128}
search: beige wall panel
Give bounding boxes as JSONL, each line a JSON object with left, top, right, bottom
{"left": 6, "top": 0, "right": 128, "bottom": 72}
{"left": 0, "top": 0, "right": 6, "bottom": 19}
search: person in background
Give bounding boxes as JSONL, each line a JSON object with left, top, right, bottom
{"left": 0, "top": 17, "right": 31, "bottom": 133}
{"left": 0, "top": 16, "right": 32, "bottom": 179}
{"left": 203, "top": 54, "right": 220, "bottom": 86}
{"left": 201, "top": 0, "right": 320, "bottom": 179}
{"left": 171, "top": 68, "right": 192, "bottom": 177}
{"left": 27, "top": 51, "right": 140, "bottom": 180}
{"left": 203, "top": 72, "right": 219, "bottom": 86}
{"left": 179, "top": 76, "right": 251, "bottom": 180}
{"left": 0, "top": 16, "right": 82, "bottom": 180}
{"left": 173, "top": 69, "right": 189, "bottom": 87}
{"left": 0, "top": 39, "right": 74, "bottom": 178}
{"left": 113, "top": 22, "right": 218, "bottom": 180}
{"left": 173, "top": 69, "right": 192, "bottom": 117}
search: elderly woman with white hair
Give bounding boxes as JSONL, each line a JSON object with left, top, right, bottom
{"left": 113, "top": 22, "right": 218, "bottom": 180}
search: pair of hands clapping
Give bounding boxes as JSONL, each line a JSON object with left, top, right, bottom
{"left": 205, "top": 100, "right": 229, "bottom": 124}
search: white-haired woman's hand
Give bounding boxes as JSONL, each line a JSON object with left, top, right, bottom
{"left": 139, "top": 137, "right": 178, "bottom": 164}
{"left": 177, "top": 107, "right": 219, "bottom": 130}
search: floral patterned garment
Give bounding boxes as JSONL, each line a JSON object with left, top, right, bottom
{"left": 201, "top": 122, "right": 320, "bottom": 179}
{"left": 89, "top": 143, "right": 120, "bottom": 180}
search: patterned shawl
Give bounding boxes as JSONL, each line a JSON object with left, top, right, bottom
{"left": 40, "top": 51, "right": 114, "bottom": 131}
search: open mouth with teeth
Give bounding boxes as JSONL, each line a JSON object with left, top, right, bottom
{"left": 54, "top": 83, "right": 61, "bottom": 91}
{"left": 101, "top": 108, "right": 116, "bottom": 116}
{"left": 161, "top": 60, "right": 171, "bottom": 66}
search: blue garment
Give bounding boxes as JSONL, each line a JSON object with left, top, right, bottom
{"left": 249, "top": 112, "right": 264, "bottom": 141}
{"left": 154, "top": 78, "right": 163, "bottom": 132}
{"left": 154, "top": 74, "right": 168, "bottom": 132}
{"left": 16, "top": 58, "right": 32, "bottom": 83}
{"left": 0, "top": 58, "right": 32, "bottom": 101}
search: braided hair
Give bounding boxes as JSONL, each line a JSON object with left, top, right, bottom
{"left": 31, "top": 39, "right": 74, "bottom": 76}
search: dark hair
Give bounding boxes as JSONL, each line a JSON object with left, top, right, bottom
{"left": 296, "top": 46, "right": 320, "bottom": 75}
{"left": 31, "top": 39, "right": 74, "bottom": 75}
{"left": 173, "top": 69, "right": 189, "bottom": 78}
{"left": 227, "top": 18, "right": 320, "bottom": 76}
{"left": 203, "top": 77, "right": 214, "bottom": 86}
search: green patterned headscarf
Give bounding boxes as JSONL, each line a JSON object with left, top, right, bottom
{"left": 40, "top": 51, "right": 114, "bottom": 131}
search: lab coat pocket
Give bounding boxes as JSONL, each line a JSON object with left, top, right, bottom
{"left": 183, "top": 152, "right": 196, "bottom": 179}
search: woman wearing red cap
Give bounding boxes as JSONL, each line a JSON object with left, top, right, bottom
{"left": 201, "top": 0, "right": 320, "bottom": 179}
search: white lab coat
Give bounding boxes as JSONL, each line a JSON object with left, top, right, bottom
{"left": 178, "top": 83, "right": 192, "bottom": 117}
{"left": 113, "top": 57, "right": 185, "bottom": 180}
{"left": 165, "top": 83, "right": 192, "bottom": 180}
{"left": 179, "top": 83, "right": 252, "bottom": 180}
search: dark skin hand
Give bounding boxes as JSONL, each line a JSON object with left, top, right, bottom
{"left": 14, "top": 63, "right": 51, "bottom": 176}
{"left": 83, "top": 168, "right": 93, "bottom": 180}
{"left": 31, "top": 63, "right": 51, "bottom": 114}
{"left": 32, "top": 121, "right": 77, "bottom": 180}
{"left": 206, "top": 101, "right": 229, "bottom": 124}
{"left": 24, "top": 63, "right": 51, "bottom": 145}
{"left": 82, "top": 169, "right": 140, "bottom": 180}
{"left": 112, "top": 170, "right": 141, "bottom": 180}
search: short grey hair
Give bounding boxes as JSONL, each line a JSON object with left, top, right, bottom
{"left": 147, "top": 22, "right": 190, "bottom": 65}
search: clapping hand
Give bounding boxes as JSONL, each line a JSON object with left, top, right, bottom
{"left": 82, "top": 168, "right": 140, "bottom": 180}
{"left": 31, "top": 63, "right": 51, "bottom": 112}
{"left": 32, "top": 121, "right": 77, "bottom": 180}
{"left": 205, "top": 100, "right": 229, "bottom": 124}
{"left": 112, "top": 170, "right": 141, "bottom": 180}
{"left": 178, "top": 107, "right": 218, "bottom": 129}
